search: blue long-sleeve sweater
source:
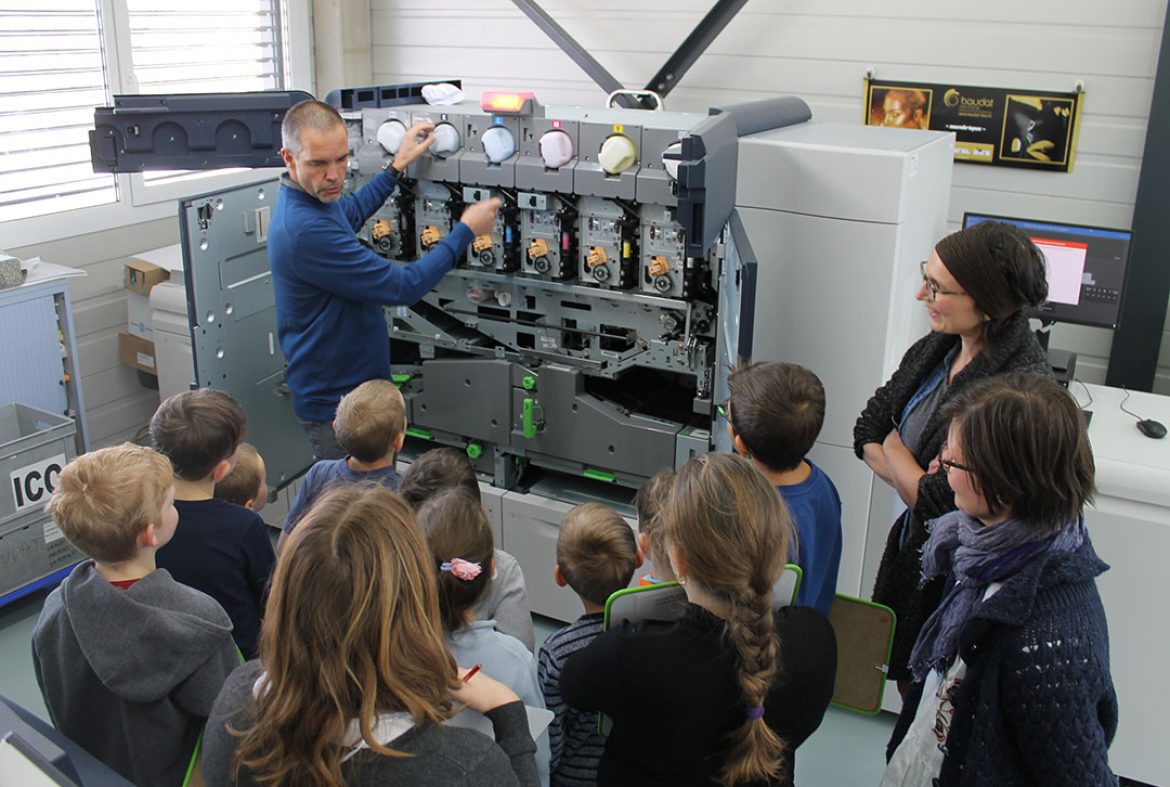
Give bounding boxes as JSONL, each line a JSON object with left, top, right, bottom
{"left": 269, "top": 170, "right": 473, "bottom": 421}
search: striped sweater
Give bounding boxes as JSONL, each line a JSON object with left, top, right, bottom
{"left": 538, "top": 612, "right": 605, "bottom": 786}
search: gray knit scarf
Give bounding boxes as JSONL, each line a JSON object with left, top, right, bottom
{"left": 908, "top": 509, "right": 1084, "bottom": 682}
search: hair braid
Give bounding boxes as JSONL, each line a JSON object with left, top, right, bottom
{"left": 719, "top": 579, "right": 784, "bottom": 785}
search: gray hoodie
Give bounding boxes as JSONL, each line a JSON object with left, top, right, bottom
{"left": 32, "top": 561, "right": 240, "bottom": 787}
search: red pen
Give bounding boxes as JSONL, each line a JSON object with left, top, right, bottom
{"left": 462, "top": 664, "right": 482, "bottom": 682}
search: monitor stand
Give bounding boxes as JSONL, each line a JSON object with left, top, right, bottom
{"left": 1035, "top": 321, "right": 1078, "bottom": 387}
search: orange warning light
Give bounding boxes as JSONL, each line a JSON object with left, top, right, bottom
{"left": 481, "top": 91, "right": 537, "bottom": 114}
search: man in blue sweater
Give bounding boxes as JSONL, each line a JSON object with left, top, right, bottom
{"left": 272, "top": 99, "right": 500, "bottom": 458}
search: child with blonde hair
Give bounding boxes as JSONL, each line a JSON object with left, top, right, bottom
{"left": 33, "top": 444, "right": 239, "bottom": 787}
{"left": 281, "top": 379, "right": 406, "bottom": 544}
{"left": 560, "top": 453, "right": 837, "bottom": 786}
{"left": 633, "top": 468, "right": 674, "bottom": 585}
{"left": 214, "top": 442, "right": 267, "bottom": 512}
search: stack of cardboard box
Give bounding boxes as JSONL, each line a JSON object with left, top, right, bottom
{"left": 118, "top": 245, "right": 183, "bottom": 375}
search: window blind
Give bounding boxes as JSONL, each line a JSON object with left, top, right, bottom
{"left": 0, "top": 1, "right": 116, "bottom": 222}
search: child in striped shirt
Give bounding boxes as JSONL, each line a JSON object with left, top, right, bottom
{"left": 538, "top": 503, "right": 642, "bottom": 787}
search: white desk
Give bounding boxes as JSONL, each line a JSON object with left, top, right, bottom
{"left": 1080, "top": 383, "right": 1170, "bottom": 786}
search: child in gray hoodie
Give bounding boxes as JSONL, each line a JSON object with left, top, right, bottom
{"left": 32, "top": 444, "right": 241, "bottom": 786}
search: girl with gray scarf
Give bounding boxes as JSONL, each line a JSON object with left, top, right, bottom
{"left": 882, "top": 374, "right": 1119, "bottom": 787}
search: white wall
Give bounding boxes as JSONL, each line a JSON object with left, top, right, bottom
{"left": 368, "top": 0, "right": 1169, "bottom": 388}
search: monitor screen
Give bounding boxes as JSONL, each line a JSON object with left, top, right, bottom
{"left": 961, "top": 212, "right": 1131, "bottom": 329}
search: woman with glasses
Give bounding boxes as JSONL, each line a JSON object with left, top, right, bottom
{"left": 881, "top": 374, "right": 1116, "bottom": 786}
{"left": 853, "top": 220, "right": 1051, "bottom": 693}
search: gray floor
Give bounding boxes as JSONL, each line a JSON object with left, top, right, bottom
{"left": 1, "top": 591, "right": 894, "bottom": 786}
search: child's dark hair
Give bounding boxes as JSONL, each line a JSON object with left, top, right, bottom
{"left": 942, "top": 373, "right": 1094, "bottom": 533}
{"left": 334, "top": 380, "right": 405, "bottom": 463}
{"left": 665, "top": 453, "right": 791, "bottom": 785}
{"left": 415, "top": 488, "right": 493, "bottom": 633}
{"left": 399, "top": 447, "right": 481, "bottom": 510}
{"left": 557, "top": 502, "right": 639, "bottom": 606}
{"left": 150, "top": 388, "right": 246, "bottom": 481}
{"left": 727, "top": 362, "right": 825, "bottom": 472}
{"left": 214, "top": 442, "right": 264, "bottom": 507}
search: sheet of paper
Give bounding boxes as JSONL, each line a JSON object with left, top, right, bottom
{"left": 445, "top": 704, "right": 554, "bottom": 742}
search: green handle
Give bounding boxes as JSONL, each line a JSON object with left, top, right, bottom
{"left": 522, "top": 374, "right": 537, "bottom": 390}
{"left": 584, "top": 468, "right": 616, "bottom": 483}
{"left": 391, "top": 373, "right": 412, "bottom": 385}
{"left": 406, "top": 427, "right": 433, "bottom": 440}
{"left": 522, "top": 397, "right": 540, "bottom": 439}
{"left": 466, "top": 442, "right": 483, "bottom": 459}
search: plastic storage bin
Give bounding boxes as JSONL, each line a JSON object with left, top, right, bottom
{"left": 0, "top": 402, "right": 81, "bottom": 604}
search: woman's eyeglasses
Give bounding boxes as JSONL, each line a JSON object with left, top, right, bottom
{"left": 939, "top": 457, "right": 976, "bottom": 474}
{"left": 938, "top": 443, "right": 976, "bottom": 474}
{"left": 920, "top": 260, "right": 968, "bottom": 301}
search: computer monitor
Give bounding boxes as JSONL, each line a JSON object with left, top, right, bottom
{"left": 961, "top": 212, "right": 1131, "bottom": 329}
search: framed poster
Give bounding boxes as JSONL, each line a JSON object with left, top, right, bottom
{"left": 865, "top": 80, "right": 1082, "bottom": 172}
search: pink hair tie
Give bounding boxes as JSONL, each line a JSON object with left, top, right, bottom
{"left": 440, "top": 558, "right": 482, "bottom": 581}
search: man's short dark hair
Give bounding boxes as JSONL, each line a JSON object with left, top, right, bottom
{"left": 281, "top": 99, "right": 343, "bottom": 155}
{"left": 150, "top": 389, "right": 246, "bottom": 481}
{"left": 557, "top": 502, "right": 638, "bottom": 607}
{"left": 727, "top": 362, "right": 825, "bottom": 472}
{"left": 399, "top": 447, "right": 481, "bottom": 510}
{"left": 943, "top": 373, "right": 1094, "bottom": 534}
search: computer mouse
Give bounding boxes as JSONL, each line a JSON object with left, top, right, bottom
{"left": 1136, "top": 419, "right": 1167, "bottom": 439}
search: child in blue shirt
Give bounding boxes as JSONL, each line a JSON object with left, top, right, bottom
{"left": 280, "top": 379, "right": 405, "bottom": 546}
{"left": 726, "top": 361, "right": 843, "bottom": 616}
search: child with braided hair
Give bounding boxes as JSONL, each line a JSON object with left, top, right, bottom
{"left": 560, "top": 453, "right": 837, "bottom": 786}
{"left": 415, "top": 488, "right": 552, "bottom": 785}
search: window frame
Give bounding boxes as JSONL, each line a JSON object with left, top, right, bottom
{"left": 3, "top": 0, "right": 313, "bottom": 250}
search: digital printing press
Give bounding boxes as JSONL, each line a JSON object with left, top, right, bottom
{"left": 90, "top": 88, "right": 953, "bottom": 624}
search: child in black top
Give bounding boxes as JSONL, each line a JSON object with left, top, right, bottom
{"left": 152, "top": 388, "right": 276, "bottom": 658}
{"left": 560, "top": 453, "right": 837, "bottom": 786}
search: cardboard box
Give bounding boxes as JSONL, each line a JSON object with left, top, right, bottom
{"left": 118, "top": 332, "right": 157, "bottom": 375}
{"left": 127, "top": 291, "right": 152, "bottom": 339}
{"left": 123, "top": 244, "right": 184, "bottom": 296}
{"left": 124, "top": 260, "right": 169, "bottom": 296}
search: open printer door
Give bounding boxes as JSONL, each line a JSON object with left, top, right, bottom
{"left": 178, "top": 179, "right": 313, "bottom": 492}
{"left": 710, "top": 209, "right": 758, "bottom": 455}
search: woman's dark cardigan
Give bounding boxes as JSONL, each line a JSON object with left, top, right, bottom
{"left": 852, "top": 311, "right": 1052, "bottom": 680}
